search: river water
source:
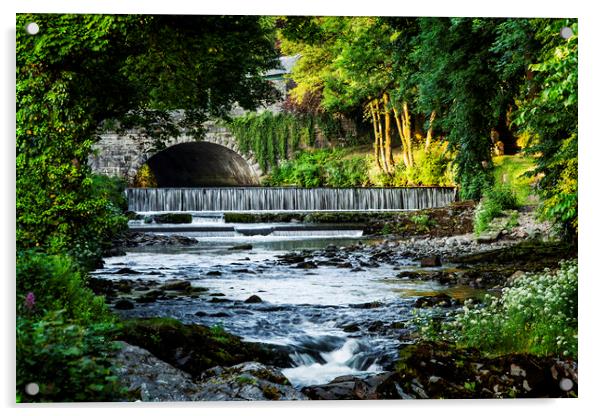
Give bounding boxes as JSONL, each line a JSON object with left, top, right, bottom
{"left": 92, "top": 225, "right": 474, "bottom": 387}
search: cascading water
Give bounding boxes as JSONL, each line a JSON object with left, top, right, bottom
{"left": 126, "top": 187, "right": 458, "bottom": 212}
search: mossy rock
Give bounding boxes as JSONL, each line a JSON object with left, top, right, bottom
{"left": 153, "top": 213, "right": 193, "bottom": 224}
{"left": 449, "top": 241, "right": 577, "bottom": 265}
{"left": 118, "top": 318, "right": 291, "bottom": 378}
{"left": 389, "top": 341, "right": 578, "bottom": 399}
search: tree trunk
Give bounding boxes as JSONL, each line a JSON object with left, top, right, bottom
{"left": 402, "top": 102, "right": 413, "bottom": 167}
{"left": 374, "top": 99, "right": 389, "bottom": 173}
{"left": 392, "top": 106, "right": 409, "bottom": 168}
{"left": 368, "top": 101, "right": 381, "bottom": 171}
{"left": 425, "top": 110, "right": 436, "bottom": 151}
{"left": 382, "top": 93, "right": 394, "bottom": 171}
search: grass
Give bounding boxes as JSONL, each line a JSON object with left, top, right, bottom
{"left": 492, "top": 155, "right": 537, "bottom": 206}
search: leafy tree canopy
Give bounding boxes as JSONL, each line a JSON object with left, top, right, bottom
{"left": 16, "top": 14, "right": 281, "bottom": 266}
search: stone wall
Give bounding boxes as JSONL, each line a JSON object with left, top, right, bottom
{"left": 88, "top": 121, "right": 264, "bottom": 185}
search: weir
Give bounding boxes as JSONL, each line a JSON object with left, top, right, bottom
{"left": 126, "top": 187, "right": 458, "bottom": 212}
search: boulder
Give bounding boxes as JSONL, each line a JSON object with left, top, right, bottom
{"left": 342, "top": 323, "right": 360, "bottom": 333}
{"left": 111, "top": 342, "right": 205, "bottom": 401}
{"left": 420, "top": 256, "right": 442, "bottom": 267}
{"left": 413, "top": 294, "right": 454, "bottom": 308}
{"left": 114, "top": 299, "right": 135, "bottom": 310}
{"left": 294, "top": 261, "right": 318, "bottom": 269}
{"left": 118, "top": 318, "right": 293, "bottom": 377}
{"left": 114, "top": 267, "right": 142, "bottom": 275}
{"left": 195, "top": 362, "right": 307, "bottom": 401}
{"left": 228, "top": 244, "right": 253, "bottom": 251}
{"left": 244, "top": 295, "right": 263, "bottom": 304}
{"left": 136, "top": 289, "right": 164, "bottom": 303}
{"left": 160, "top": 279, "right": 192, "bottom": 291}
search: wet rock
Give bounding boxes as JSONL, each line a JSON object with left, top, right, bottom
{"left": 114, "top": 299, "right": 135, "bottom": 310}
{"left": 194, "top": 311, "right": 208, "bottom": 317}
{"left": 295, "top": 261, "right": 318, "bottom": 269}
{"left": 153, "top": 213, "right": 193, "bottom": 224}
{"left": 233, "top": 268, "right": 255, "bottom": 274}
{"left": 136, "top": 289, "right": 164, "bottom": 303}
{"left": 276, "top": 253, "right": 307, "bottom": 264}
{"left": 209, "top": 292, "right": 226, "bottom": 297}
{"left": 367, "top": 321, "right": 384, "bottom": 332}
{"left": 349, "top": 301, "right": 383, "bottom": 309}
{"left": 111, "top": 342, "right": 206, "bottom": 401}
{"left": 209, "top": 312, "right": 231, "bottom": 318}
{"left": 228, "top": 244, "right": 253, "bottom": 251}
{"left": 195, "top": 362, "right": 306, "bottom": 401}
{"left": 336, "top": 262, "right": 353, "bottom": 269}
{"left": 209, "top": 297, "right": 231, "bottom": 303}
{"left": 160, "top": 279, "right": 192, "bottom": 291}
{"left": 123, "top": 232, "right": 198, "bottom": 247}
{"left": 118, "top": 318, "right": 293, "bottom": 377}
{"left": 413, "top": 294, "right": 453, "bottom": 308}
{"left": 420, "top": 256, "right": 442, "bottom": 267}
{"left": 244, "top": 295, "right": 263, "bottom": 304}
{"left": 302, "top": 373, "right": 396, "bottom": 400}
{"left": 206, "top": 270, "right": 222, "bottom": 276}
{"left": 342, "top": 323, "right": 360, "bottom": 333}
{"left": 114, "top": 267, "right": 142, "bottom": 275}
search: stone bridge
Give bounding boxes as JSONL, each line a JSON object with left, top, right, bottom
{"left": 89, "top": 121, "right": 264, "bottom": 187}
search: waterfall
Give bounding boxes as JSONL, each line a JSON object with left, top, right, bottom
{"left": 126, "top": 187, "right": 458, "bottom": 212}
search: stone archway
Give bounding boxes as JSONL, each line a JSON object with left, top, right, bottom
{"left": 144, "top": 142, "right": 260, "bottom": 187}
{"left": 89, "top": 121, "right": 264, "bottom": 185}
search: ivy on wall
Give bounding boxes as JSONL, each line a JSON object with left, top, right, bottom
{"left": 227, "top": 111, "right": 345, "bottom": 171}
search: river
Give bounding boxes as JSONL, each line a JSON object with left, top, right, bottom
{"left": 92, "top": 220, "right": 481, "bottom": 388}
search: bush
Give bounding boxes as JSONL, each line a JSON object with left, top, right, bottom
{"left": 473, "top": 184, "right": 518, "bottom": 235}
{"left": 266, "top": 149, "right": 369, "bottom": 188}
{"left": 417, "top": 260, "right": 577, "bottom": 358}
{"left": 17, "top": 311, "right": 123, "bottom": 402}
{"left": 16, "top": 250, "right": 113, "bottom": 324}
{"left": 16, "top": 251, "right": 121, "bottom": 402}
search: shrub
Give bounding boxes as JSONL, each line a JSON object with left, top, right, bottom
{"left": 473, "top": 184, "right": 518, "bottom": 235}
{"left": 16, "top": 250, "right": 113, "bottom": 324}
{"left": 266, "top": 149, "right": 369, "bottom": 188}
{"left": 16, "top": 311, "right": 123, "bottom": 402}
{"left": 417, "top": 260, "right": 578, "bottom": 358}
{"left": 388, "top": 142, "right": 455, "bottom": 187}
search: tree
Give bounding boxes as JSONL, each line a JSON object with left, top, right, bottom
{"left": 16, "top": 14, "right": 280, "bottom": 267}
{"left": 413, "top": 18, "right": 503, "bottom": 200}
{"left": 514, "top": 19, "right": 578, "bottom": 237}
{"left": 280, "top": 17, "right": 419, "bottom": 174}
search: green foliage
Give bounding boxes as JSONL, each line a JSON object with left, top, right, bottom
{"left": 266, "top": 149, "right": 369, "bottom": 188}
{"left": 513, "top": 20, "right": 578, "bottom": 237}
{"left": 474, "top": 185, "right": 518, "bottom": 235}
{"left": 132, "top": 163, "right": 158, "bottom": 188}
{"left": 492, "top": 155, "right": 537, "bottom": 205}
{"left": 418, "top": 260, "right": 578, "bottom": 358}
{"left": 16, "top": 250, "right": 113, "bottom": 324}
{"left": 415, "top": 18, "right": 501, "bottom": 200}
{"left": 17, "top": 311, "right": 122, "bottom": 402}
{"left": 17, "top": 14, "right": 280, "bottom": 269}
{"left": 228, "top": 111, "right": 345, "bottom": 171}
{"left": 390, "top": 142, "right": 455, "bottom": 187}
{"left": 16, "top": 250, "right": 120, "bottom": 402}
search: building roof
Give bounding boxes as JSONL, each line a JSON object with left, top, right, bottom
{"left": 264, "top": 54, "right": 301, "bottom": 77}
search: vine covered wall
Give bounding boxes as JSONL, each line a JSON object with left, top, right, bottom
{"left": 227, "top": 111, "right": 349, "bottom": 171}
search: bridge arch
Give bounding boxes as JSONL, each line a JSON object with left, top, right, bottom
{"left": 89, "top": 122, "right": 264, "bottom": 186}
{"left": 144, "top": 141, "right": 260, "bottom": 187}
